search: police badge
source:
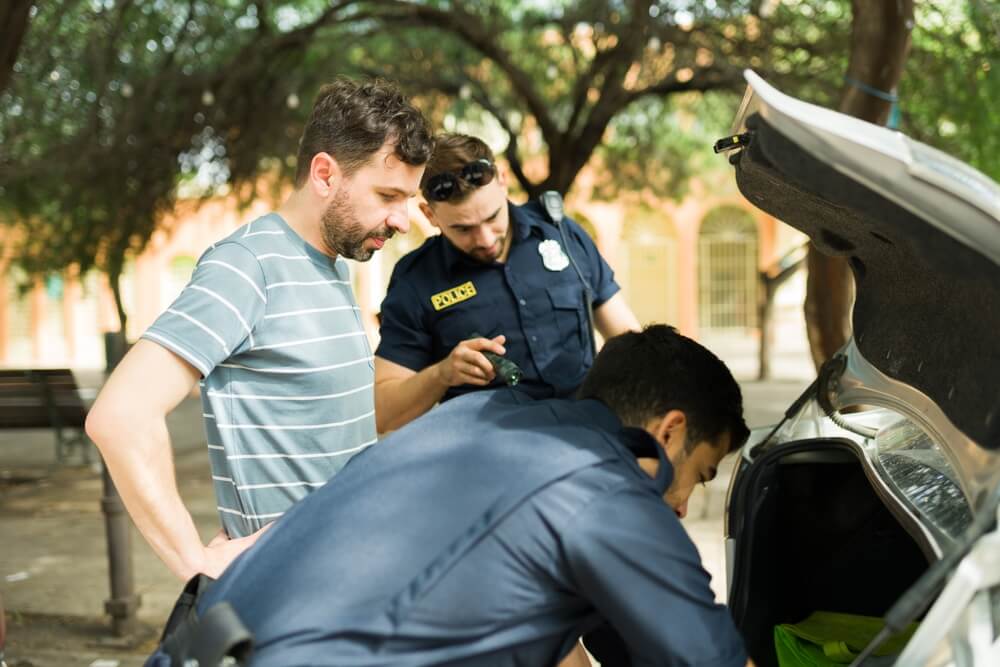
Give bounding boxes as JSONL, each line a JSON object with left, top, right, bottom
{"left": 538, "top": 239, "right": 570, "bottom": 271}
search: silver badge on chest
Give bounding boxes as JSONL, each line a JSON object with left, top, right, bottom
{"left": 538, "top": 239, "right": 570, "bottom": 271}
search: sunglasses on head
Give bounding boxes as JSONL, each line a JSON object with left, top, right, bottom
{"left": 424, "top": 159, "right": 496, "bottom": 202}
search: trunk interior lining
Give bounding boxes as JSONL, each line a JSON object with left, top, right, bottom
{"left": 732, "top": 442, "right": 929, "bottom": 666}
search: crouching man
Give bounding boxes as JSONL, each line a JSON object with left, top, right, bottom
{"left": 149, "top": 325, "right": 753, "bottom": 667}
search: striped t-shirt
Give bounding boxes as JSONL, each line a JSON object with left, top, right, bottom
{"left": 143, "top": 213, "right": 376, "bottom": 537}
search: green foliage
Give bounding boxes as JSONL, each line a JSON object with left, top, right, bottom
{"left": 0, "top": 0, "right": 347, "bottom": 320}
{"left": 1, "top": 0, "right": 995, "bottom": 322}
{"left": 596, "top": 91, "right": 740, "bottom": 200}
{"left": 901, "top": 0, "right": 1000, "bottom": 181}
{"left": 331, "top": 0, "right": 861, "bottom": 196}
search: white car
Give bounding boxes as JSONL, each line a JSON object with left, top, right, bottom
{"left": 721, "top": 72, "right": 1000, "bottom": 666}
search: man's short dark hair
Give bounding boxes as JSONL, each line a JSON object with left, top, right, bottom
{"left": 295, "top": 78, "right": 434, "bottom": 187}
{"left": 578, "top": 325, "right": 749, "bottom": 453}
{"left": 420, "top": 133, "right": 495, "bottom": 204}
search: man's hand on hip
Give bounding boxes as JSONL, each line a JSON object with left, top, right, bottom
{"left": 198, "top": 522, "right": 274, "bottom": 579}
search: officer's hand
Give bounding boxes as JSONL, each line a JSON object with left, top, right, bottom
{"left": 436, "top": 335, "right": 506, "bottom": 387}
{"left": 198, "top": 522, "right": 273, "bottom": 579}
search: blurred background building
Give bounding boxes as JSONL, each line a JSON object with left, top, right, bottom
{"left": 0, "top": 174, "right": 810, "bottom": 379}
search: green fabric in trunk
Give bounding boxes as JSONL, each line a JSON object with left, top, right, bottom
{"left": 774, "top": 611, "right": 919, "bottom": 666}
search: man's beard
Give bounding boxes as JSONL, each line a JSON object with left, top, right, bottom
{"left": 469, "top": 233, "right": 507, "bottom": 263}
{"left": 320, "top": 187, "right": 393, "bottom": 262}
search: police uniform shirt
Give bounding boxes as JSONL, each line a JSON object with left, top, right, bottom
{"left": 376, "top": 200, "right": 620, "bottom": 400}
{"left": 192, "top": 390, "right": 748, "bottom": 667}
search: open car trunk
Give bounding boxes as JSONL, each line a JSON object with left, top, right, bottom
{"left": 719, "top": 70, "right": 1000, "bottom": 667}
{"left": 726, "top": 440, "right": 930, "bottom": 667}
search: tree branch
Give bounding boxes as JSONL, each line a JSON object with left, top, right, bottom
{"left": 556, "top": 2, "right": 653, "bottom": 187}
{"left": 460, "top": 76, "right": 534, "bottom": 194}
{"left": 272, "top": 0, "right": 364, "bottom": 49}
{"left": 352, "top": 61, "right": 538, "bottom": 194}
{"left": 625, "top": 65, "right": 744, "bottom": 102}
{"left": 371, "top": 1, "right": 561, "bottom": 148}
{"left": 0, "top": 0, "right": 35, "bottom": 95}
{"left": 564, "top": 45, "right": 622, "bottom": 141}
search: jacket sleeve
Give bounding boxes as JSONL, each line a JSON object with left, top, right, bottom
{"left": 562, "top": 486, "right": 747, "bottom": 667}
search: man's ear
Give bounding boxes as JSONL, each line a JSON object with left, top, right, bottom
{"left": 646, "top": 409, "right": 687, "bottom": 456}
{"left": 418, "top": 201, "right": 440, "bottom": 228}
{"left": 309, "top": 152, "right": 341, "bottom": 197}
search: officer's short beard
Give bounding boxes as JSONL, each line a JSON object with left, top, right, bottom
{"left": 470, "top": 232, "right": 507, "bottom": 263}
{"left": 320, "top": 187, "right": 392, "bottom": 262}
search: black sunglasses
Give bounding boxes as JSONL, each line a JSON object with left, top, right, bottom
{"left": 424, "top": 159, "right": 496, "bottom": 202}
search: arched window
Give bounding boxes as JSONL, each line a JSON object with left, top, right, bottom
{"left": 698, "top": 207, "right": 759, "bottom": 331}
{"left": 621, "top": 207, "right": 678, "bottom": 327}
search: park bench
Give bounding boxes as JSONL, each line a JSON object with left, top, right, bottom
{"left": 0, "top": 368, "right": 92, "bottom": 463}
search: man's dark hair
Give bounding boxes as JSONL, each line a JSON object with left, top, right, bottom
{"left": 420, "top": 133, "right": 495, "bottom": 204}
{"left": 295, "top": 78, "right": 434, "bottom": 187}
{"left": 578, "top": 325, "right": 749, "bottom": 453}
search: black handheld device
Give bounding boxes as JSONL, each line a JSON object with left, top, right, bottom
{"left": 469, "top": 332, "right": 523, "bottom": 387}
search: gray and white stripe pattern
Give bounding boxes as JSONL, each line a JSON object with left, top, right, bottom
{"left": 142, "top": 213, "right": 377, "bottom": 537}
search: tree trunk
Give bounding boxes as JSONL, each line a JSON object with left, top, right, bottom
{"left": 758, "top": 274, "right": 774, "bottom": 380}
{"left": 804, "top": 0, "right": 914, "bottom": 370}
{"left": 0, "top": 0, "right": 34, "bottom": 95}
{"left": 804, "top": 245, "right": 854, "bottom": 369}
{"left": 108, "top": 263, "right": 128, "bottom": 337}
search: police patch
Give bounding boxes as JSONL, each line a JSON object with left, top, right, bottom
{"left": 430, "top": 281, "right": 478, "bottom": 311}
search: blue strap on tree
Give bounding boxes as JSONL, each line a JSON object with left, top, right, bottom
{"left": 844, "top": 75, "right": 901, "bottom": 129}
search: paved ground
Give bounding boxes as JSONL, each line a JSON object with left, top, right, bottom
{"left": 0, "top": 342, "right": 813, "bottom": 666}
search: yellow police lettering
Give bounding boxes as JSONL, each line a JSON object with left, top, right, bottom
{"left": 430, "top": 281, "right": 478, "bottom": 311}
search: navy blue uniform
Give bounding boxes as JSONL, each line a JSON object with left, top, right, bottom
{"left": 184, "top": 391, "right": 747, "bottom": 667}
{"left": 376, "top": 200, "right": 620, "bottom": 400}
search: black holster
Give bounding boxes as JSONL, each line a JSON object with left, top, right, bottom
{"left": 157, "top": 574, "right": 254, "bottom": 666}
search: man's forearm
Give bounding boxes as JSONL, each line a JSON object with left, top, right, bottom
{"left": 90, "top": 415, "right": 205, "bottom": 580}
{"left": 374, "top": 364, "right": 449, "bottom": 432}
{"left": 594, "top": 293, "right": 641, "bottom": 340}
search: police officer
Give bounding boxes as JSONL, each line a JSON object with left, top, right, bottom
{"left": 374, "top": 133, "right": 640, "bottom": 432}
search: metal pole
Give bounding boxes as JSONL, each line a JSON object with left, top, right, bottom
{"left": 100, "top": 331, "right": 141, "bottom": 638}
{"left": 1, "top": 589, "right": 8, "bottom": 667}
{"left": 101, "top": 462, "right": 140, "bottom": 636}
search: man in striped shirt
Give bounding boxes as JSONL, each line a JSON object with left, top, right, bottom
{"left": 86, "top": 78, "right": 434, "bottom": 581}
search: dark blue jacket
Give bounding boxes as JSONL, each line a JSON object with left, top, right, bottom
{"left": 186, "top": 390, "right": 746, "bottom": 666}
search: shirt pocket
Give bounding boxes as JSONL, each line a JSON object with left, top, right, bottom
{"left": 546, "top": 283, "right": 586, "bottom": 351}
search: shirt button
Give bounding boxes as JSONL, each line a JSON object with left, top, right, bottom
{"left": 519, "top": 298, "right": 526, "bottom": 306}
{"left": 531, "top": 335, "right": 538, "bottom": 342}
